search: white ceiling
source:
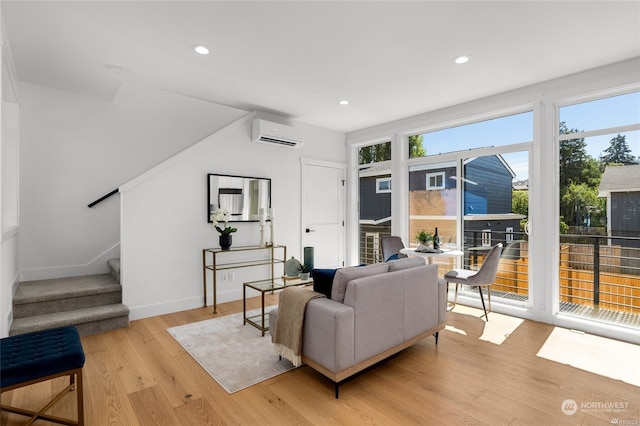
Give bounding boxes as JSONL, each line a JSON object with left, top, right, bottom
{"left": 2, "top": 1, "right": 639, "bottom": 133}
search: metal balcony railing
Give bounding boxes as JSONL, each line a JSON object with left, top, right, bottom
{"left": 559, "top": 233, "right": 640, "bottom": 315}
{"left": 358, "top": 228, "right": 640, "bottom": 320}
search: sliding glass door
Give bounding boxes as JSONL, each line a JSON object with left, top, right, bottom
{"left": 461, "top": 150, "right": 530, "bottom": 307}
{"left": 408, "top": 111, "right": 533, "bottom": 309}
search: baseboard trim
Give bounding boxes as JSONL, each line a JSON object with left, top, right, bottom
{"left": 20, "top": 243, "right": 120, "bottom": 282}
{"left": 129, "top": 296, "right": 204, "bottom": 321}
{"left": 127, "top": 289, "right": 243, "bottom": 321}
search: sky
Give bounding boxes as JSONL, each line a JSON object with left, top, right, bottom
{"left": 418, "top": 91, "right": 640, "bottom": 181}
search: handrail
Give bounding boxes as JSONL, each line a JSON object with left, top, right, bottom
{"left": 87, "top": 189, "right": 119, "bottom": 208}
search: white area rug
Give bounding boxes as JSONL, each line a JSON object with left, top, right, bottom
{"left": 537, "top": 327, "right": 640, "bottom": 387}
{"left": 167, "top": 307, "right": 295, "bottom": 393}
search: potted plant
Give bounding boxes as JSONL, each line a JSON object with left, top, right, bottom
{"left": 300, "top": 264, "right": 312, "bottom": 281}
{"left": 416, "top": 230, "right": 433, "bottom": 247}
{"left": 211, "top": 208, "right": 238, "bottom": 250}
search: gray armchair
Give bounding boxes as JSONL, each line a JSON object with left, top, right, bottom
{"left": 444, "top": 243, "right": 503, "bottom": 320}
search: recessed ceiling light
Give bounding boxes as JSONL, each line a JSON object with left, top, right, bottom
{"left": 192, "top": 45, "right": 210, "bottom": 55}
{"left": 338, "top": 99, "right": 350, "bottom": 106}
{"left": 454, "top": 55, "right": 471, "bottom": 64}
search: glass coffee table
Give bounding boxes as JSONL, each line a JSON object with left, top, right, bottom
{"left": 243, "top": 277, "right": 313, "bottom": 336}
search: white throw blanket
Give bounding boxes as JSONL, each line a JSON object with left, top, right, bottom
{"left": 273, "top": 287, "right": 325, "bottom": 367}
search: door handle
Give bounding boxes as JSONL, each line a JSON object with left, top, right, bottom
{"left": 306, "top": 228, "right": 316, "bottom": 233}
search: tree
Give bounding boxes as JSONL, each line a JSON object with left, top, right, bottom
{"left": 558, "top": 122, "right": 601, "bottom": 189}
{"left": 358, "top": 135, "right": 426, "bottom": 164}
{"left": 512, "top": 190, "right": 528, "bottom": 216}
{"left": 561, "top": 182, "right": 602, "bottom": 226}
{"left": 600, "top": 134, "right": 638, "bottom": 166}
{"left": 409, "top": 134, "right": 426, "bottom": 158}
{"left": 512, "top": 190, "right": 529, "bottom": 232}
{"left": 558, "top": 122, "right": 602, "bottom": 227}
{"left": 359, "top": 141, "right": 391, "bottom": 164}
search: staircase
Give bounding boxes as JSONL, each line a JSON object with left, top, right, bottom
{"left": 9, "top": 258, "right": 128, "bottom": 336}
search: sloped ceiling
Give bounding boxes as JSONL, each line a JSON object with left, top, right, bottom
{"left": 2, "top": 1, "right": 639, "bottom": 132}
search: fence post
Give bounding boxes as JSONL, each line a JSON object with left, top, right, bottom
{"left": 594, "top": 237, "right": 600, "bottom": 307}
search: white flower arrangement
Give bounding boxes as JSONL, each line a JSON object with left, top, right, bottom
{"left": 210, "top": 208, "right": 237, "bottom": 235}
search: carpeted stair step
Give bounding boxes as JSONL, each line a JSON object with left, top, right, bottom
{"left": 108, "top": 258, "right": 120, "bottom": 282}
{"left": 12, "top": 274, "right": 122, "bottom": 319}
{"left": 9, "top": 304, "right": 130, "bottom": 336}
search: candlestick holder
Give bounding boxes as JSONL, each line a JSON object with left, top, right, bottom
{"left": 259, "top": 224, "right": 266, "bottom": 248}
{"left": 269, "top": 218, "right": 276, "bottom": 246}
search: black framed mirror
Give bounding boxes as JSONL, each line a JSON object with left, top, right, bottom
{"left": 207, "top": 173, "right": 271, "bottom": 222}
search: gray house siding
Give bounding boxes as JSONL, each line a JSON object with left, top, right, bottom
{"left": 360, "top": 175, "right": 391, "bottom": 220}
{"left": 409, "top": 166, "right": 457, "bottom": 191}
{"left": 611, "top": 192, "right": 640, "bottom": 248}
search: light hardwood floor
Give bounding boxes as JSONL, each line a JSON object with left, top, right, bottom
{"left": 2, "top": 295, "right": 639, "bottom": 425}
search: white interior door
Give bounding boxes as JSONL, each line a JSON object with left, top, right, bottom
{"left": 301, "top": 159, "right": 346, "bottom": 269}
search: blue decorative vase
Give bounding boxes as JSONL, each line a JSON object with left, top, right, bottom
{"left": 219, "top": 234, "right": 232, "bottom": 251}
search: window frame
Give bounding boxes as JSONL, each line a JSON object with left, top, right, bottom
{"left": 375, "top": 177, "right": 391, "bottom": 193}
{"left": 426, "top": 172, "right": 445, "bottom": 190}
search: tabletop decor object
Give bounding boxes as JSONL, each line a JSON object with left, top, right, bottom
{"left": 284, "top": 256, "right": 302, "bottom": 277}
{"left": 258, "top": 208, "right": 266, "bottom": 247}
{"left": 211, "top": 208, "right": 237, "bottom": 250}
{"left": 268, "top": 208, "right": 276, "bottom": 245}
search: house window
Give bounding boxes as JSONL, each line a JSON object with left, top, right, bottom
{"left": 376, "top": 178, "right": 391, "bottom": 193}
{"left": 558, "top": 90, "right": 640, "bottom": 322}
{"left": 506, "top": 226, "right": 514, "bottom": 243}
{"left": 359, "top": 140, "right": 393, "bottom": 264}
{"left": 359, "top": 141, "right": 391, "bottom": 164}
{"left": 409, "top": 111, "right": 533, "bottom": 158}
{"left": 481, "top": 229, "right": 492, "bottom": 247}
{"left": 426, "top": 172, "right": 445, "bottom": 190}
{"left": 408, "top": 112, "right": 532, "bottom": 306}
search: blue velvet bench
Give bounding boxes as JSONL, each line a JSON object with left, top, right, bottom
{"left": 1, "top": 326, "right": 85, "bottom": 425}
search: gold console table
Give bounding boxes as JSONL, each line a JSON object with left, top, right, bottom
{"left": 202, "top": 245, "right": 287, "bottom": 313}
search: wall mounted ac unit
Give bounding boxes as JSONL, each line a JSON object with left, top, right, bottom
{"left": 251, "top": 119, "right": 303, "bottom": 148}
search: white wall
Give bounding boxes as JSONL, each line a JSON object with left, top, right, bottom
{"left": 121, "top": 112, "right": 345, "bottom": 320}
{"left": 18, "top": 81, "right": 247, "bottom": 281}
{"left": 1, "top": 13, "right": 20, "bottom": 337}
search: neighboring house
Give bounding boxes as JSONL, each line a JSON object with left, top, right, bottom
{"left": 512, "top": 179, "right": 529, "bottom": 191}
{"left": 599, "top": 164, "right": 640, "bottom": 248}
{"left": 359, "top": 164, "right": 392, "bottom": 262}
{"left": 359, "top": 155, "right": 524, "bottom": 260}
{"left": 408, "top": 155, "right": 524, "bottom": 247}
{"left": 408, "top": 155, "right": 515, "bottom": 215}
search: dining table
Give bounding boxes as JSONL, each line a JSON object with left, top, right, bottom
{"left": 399, "top": 247, "right": 464, "bottom": 264}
